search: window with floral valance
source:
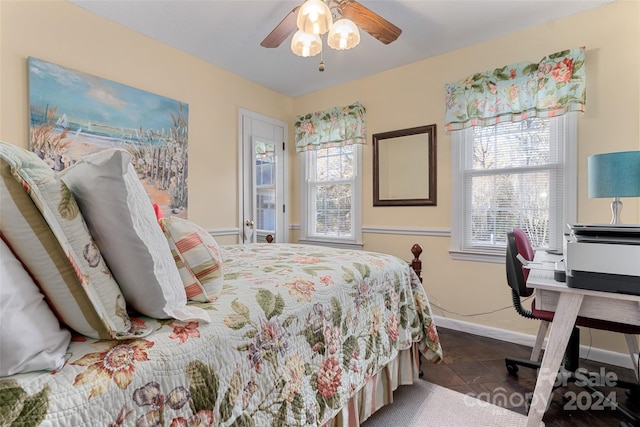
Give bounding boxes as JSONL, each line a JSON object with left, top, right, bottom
{"left": 294, "top": 102, "right": 366, "bottom": 152}
{"left": 447, "top": 47, "right": 585, "bottom": 261}
{"left": 444, "top": 47, "right": 586, "bottom": 132}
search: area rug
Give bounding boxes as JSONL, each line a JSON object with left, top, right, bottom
{"left": 361, "top": 380, "right": 544, "bottom": 427}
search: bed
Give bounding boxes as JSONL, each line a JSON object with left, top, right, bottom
{"left": 0, "top": 142, "right": 442, "bottom": 427}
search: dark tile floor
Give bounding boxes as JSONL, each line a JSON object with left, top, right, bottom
{"left": 422, "top": 327, "right": 640, "bottom": 426}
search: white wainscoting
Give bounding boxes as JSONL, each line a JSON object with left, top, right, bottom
{"left": 434, "top": 315, "right": 637, "bottom": 369}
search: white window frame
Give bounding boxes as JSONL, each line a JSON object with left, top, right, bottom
{"left": 450, "top": 114, "right": 577, "bottom": 263}
{"left": 300, "top": 144, "right": 363, "bottom": 249}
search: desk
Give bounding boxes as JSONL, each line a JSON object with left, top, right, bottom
{"left": 525, "top": 252, "right": 640, "bottom": 427}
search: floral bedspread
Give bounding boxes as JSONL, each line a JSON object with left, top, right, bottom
{"left": 1, "top": 243, "right": 442, "bottom": 426}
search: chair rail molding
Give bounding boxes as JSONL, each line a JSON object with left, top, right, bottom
{"left": 289, "top": 223, "right": 450, "bottom": 237}
{"left": 362, "top": 225, "right": 450, "bottom": 237}
{"left": 207, "top": 228, "right": 240, "bottom": 238}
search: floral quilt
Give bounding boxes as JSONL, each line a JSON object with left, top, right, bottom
{"left": 1, "top": 243, "right": 442, "bottom": 426}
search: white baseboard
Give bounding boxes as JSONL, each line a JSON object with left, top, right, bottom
{"left": 434, "top": 315, "right": 637, "bottom": 370}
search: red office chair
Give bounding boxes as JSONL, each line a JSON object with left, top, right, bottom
{"left": 505, "top": 228, "right": 640, "bottom": 424}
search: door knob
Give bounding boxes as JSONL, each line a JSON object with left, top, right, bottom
{"left": 245, "top": 219, "right": 255, "bottom": 227}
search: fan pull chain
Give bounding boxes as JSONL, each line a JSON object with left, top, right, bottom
{"left": 319, "top": 44, "right": 325, "bottom": 71}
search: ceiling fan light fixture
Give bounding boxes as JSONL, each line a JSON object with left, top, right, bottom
{"left": 291, "top": 30, "right": 322, "bottom": 57}
{"left": 297, "top": 0, "right": 333, "bottom": 35}
{"left": 327, "top": 18, "right": 360, "bottom": 50}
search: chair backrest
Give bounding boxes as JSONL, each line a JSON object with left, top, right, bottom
{"left": 506, "top": 228, "right": 535, "bottom": 298}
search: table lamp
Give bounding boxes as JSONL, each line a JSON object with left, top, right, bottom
{"left": 588, "top": 150, "right": 640, "bottom": 224}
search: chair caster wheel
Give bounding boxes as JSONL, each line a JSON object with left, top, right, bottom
{"left": 506, "top": 363, "right": 519, "bottom": 375}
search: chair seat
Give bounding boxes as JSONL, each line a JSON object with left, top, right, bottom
{"left": 532, "top": 298, "right": 640, "bottom": 335}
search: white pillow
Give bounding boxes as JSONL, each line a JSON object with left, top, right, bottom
{"left": 0, "top": 237, "right": 71, "bottom": 376}
{"left": 61, "top": 148, "right": 209, "bottom": 322}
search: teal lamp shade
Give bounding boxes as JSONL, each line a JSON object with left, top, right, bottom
{"left": 588, "top": 150, "right": 640, "bottom": 224}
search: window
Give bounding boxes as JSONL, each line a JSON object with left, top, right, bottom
{"left": 450, "top": 114, "right": 576, "bottom": 262}
{"left": 300, "top": 144, "right": 362, "bottom": 248}
{"left": 255, "top": 155, "right": 276, "bottom": 234}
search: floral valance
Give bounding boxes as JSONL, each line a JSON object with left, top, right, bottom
{"left": 444, "top": 47, "right": 586, "bottom": 132}
{"left": 294, "top": 102, "right": 366, "bottom": 152}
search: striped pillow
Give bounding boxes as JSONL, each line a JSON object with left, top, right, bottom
{"left": 0, "top": 142, "right": 150, "bottom": 339}
{"left": 159, "top": 217, "right": 225, "bottom": 301}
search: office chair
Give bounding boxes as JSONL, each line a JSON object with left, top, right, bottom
{"left": 505, "top": 228, "right": 640, "bottom": 425}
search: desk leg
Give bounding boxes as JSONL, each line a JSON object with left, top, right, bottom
{"left": 526, "top": 292, "right": 583, "bottom": 427}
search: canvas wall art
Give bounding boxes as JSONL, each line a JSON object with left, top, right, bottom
{"left": 28, "top": 57, "right": 189, "bottom": 218}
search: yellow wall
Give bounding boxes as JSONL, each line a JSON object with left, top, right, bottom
{"left": 0, "top": 0, "right": 292, "bottom": 242}
{"left": 291, "top": 0, "right": 640, "bottom": 353}
{"left": 2, "top": 0, "right": 639, "bottom": 354}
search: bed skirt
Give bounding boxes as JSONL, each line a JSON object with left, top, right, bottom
{"left": 325, "top": 344, "right": 422, "bottom": 426}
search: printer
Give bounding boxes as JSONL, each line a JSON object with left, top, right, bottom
{"left": 564, "top": 224, "right": 640, "bottom": 295}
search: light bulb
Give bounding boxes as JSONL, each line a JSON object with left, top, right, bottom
{"left": 297, "top": 0, "right": 332, "bottom": 35}
{"left": 327, "top": 18, "right": 360, "bottom": 51}
{"left": 291, "top": 30, "right": 322, "bottom": 57}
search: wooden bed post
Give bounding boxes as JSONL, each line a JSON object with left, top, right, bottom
{"left": 411, "top": 244, "right": 423, "bottom": 282}
{"left": 409, "top": 243, "right": 425, "bottom": 378}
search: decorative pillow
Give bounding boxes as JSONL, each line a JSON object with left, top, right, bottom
{"left": 61, "top": 148, "right": 209, "bottom": 322}
{"left": 153, "top": 203, "right": 164, "bottom": 220}
{"left": 0, "top": 142, "right": 145, "bottom": 340}
{"left": 159, "top": 216, "right": 225, "bottom": 302}
{"left": 0, "top": 237, "right": 72, "bottom": 376}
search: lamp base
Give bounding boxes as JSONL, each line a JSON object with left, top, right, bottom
{"left": 610, "top": 197, "right": 622, "bottom": 224}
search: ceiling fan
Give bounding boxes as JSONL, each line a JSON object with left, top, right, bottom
{"left": 260, "top": 0, "right": 402, "bottom": 56}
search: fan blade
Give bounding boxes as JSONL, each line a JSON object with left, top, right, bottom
{"left": 260, "top": 6, "right": 300, "bottom": 48}
{"left": 340, "top": 1, "right": 402, "bottom": 45}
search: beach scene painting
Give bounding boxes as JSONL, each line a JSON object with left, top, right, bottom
{"left": 28, "top": 57, "right": 188, "bottom": 218}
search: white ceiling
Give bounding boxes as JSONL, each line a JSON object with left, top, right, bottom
{"left": 69, "top": 0, "right": 612, "bottom": 97}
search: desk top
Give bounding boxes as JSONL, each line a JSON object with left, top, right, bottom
{"left": 527, "top": 251, "right": 640, "bottom": 303}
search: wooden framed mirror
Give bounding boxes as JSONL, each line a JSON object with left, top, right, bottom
{"left": 373, "top": 124, "right": 437, "bottom": 206}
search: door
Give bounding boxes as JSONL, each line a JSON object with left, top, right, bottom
{"left": 239, "top": 109, "right": 287, "bottom": 243}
